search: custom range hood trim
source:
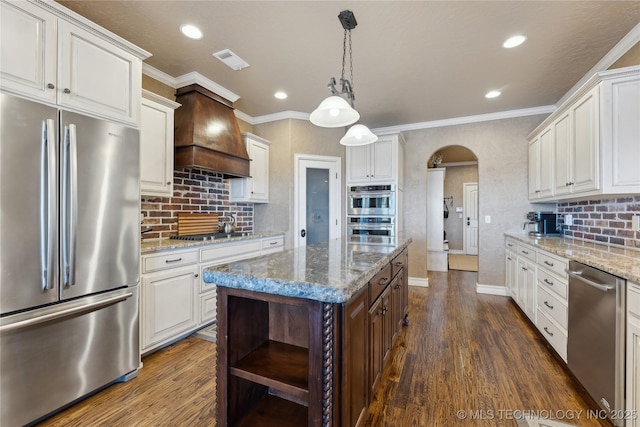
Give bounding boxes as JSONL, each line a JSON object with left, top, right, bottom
{"left": 174, "top": 84, "right": 251, "bottom": 178}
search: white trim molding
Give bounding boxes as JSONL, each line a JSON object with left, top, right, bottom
{"left": 142, "top": 89, "right": 181, "bottom": 109}
{"left": 142, "top": 64, "right": 176, "bottom": 88}
{"left": 409, "top": 277, "right": 429, "bottom": 288}
{"left": 174, "top": 72, "right": 240, "bottom": 102}
{"left": 476, "top": 283, "right": 509, "bottom": 296}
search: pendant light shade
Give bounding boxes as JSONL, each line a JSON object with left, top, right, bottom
{"left": 340, "top": 124, "right": 378, "bottom": 146}
{"left": 310, "top": 95, "right": 360, "bottom": 128}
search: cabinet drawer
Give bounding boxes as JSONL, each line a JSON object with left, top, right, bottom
{"left": 369, "top": 263, "right": 392, "bottom": 305}
{"left": 505, "top": 238, "right": 517, "bottom": 252}
{"left": 391, "top": 249, "right": 407, "bottom": 279}
{"left": 517, "top": 243, "right": 536, "bottom": 262}
{"left": 143, "top": 249, "right": 199, "bottom": 273}
{"left": 200, "top": 291, "right": 217, "bottom": 324}
{"left": 536, "top": 309, "right": 567, "bottom": 362}
{"left": 537, "top": 251, "right": 568, "bottom": 278}
{"left": 261, "top": 236, "right": 284, "bottom": 255}
{"left": 537, "top": 268, "right": 568, "bottom": 300}
{"left": 537, "top": 286, "right": 567, "bottom": 330}
{"left": 200, "top": 240, "right": 262, "bottom": 263}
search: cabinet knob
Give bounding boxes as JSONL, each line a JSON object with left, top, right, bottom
{"left": 194, "top": 273, "right": 199, "bottom": 278}
{"left": 63, "top": 88, "right": 71, "bottom": 94}
{"left": 47, "top": 83, "right": 55, "bottom": 89}
{"left": 166, "top": 181, "right": 171, "bottom": 185}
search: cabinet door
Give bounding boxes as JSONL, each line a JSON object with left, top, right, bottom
{"left": 343, "top": 289, "right": 368, "bottom": 427}
{"left": 554, "top": 112, "right": 572, "bottom": 196}
{"left": 369, "top": 295, "right": 384, "bottom": 395}
{"left": 347, "top": 145, "right": 371, "bottom": 182}
{"left": 370, "top": 140, "right": 395, "bottom": 182}
{"left": 627, "top": 284, "right": 640, "bottom": 427}
{"left": 538, "top": 127, "right": 554, "bottom": 198}
{"left": 392, "top": 273, "right": 403, "bottom": 339}
{"left": 247, "top": 138, "right": 269, "bottom": 201}
{"left": 516, "top": 257, "right": 535, "bottom": 319}
{"left": 608, "top": 77, "right": 640, "bottom": 192}
{"left": 58, "top": 20, "right": 141, "bottom": 125}
{"left": 141, "top": 266, "right": 198, "bottom": 350}
{"left": 140, "top": 97, "right": 175, "bottom": 196}
{"left": 571, "top": 87, "right": 599, "bottom": 194}
{"left": 0, "top": 0, "right": 57, "bottom": 103}
{"left": 528, "top": 138, "right": 540, "bottom": 199}
{"left": 505, "top": 250, "right": 517, "bottom": 299}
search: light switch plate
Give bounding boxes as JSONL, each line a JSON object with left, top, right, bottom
{"left": 565, "top": 214, "right": 573, "bottom": 226}
{"left": 485, "top": 215, "right": 491, "bottom": 224}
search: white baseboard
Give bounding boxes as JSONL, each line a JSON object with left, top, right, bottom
{"left": 409, "top": 277, "right": 429, "bottom": 288}
{"left": 476, "top": 283, "right": 509, "bottom": 296}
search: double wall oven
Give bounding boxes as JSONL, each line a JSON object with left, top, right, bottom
{"left": 347, "top": 185, "right": 396, "bottom": 245}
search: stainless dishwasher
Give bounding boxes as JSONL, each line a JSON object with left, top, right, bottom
{"left": 567, "top": 261, "right": 626, "bottom": 426}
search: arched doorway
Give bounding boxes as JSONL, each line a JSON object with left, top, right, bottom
{"left": 426, "top": 146, "right": 479, "bottom": 272}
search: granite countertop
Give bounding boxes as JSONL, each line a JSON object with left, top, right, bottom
{"left": 505, "top": 232, "right": 640, "bottom": 283}
{"left": 141, "top": 231, "right": 284, "bottom": 255}
{"left": 203, "top": 237, "right": 412, "bottom": 303}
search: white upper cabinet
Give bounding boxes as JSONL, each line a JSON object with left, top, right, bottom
{"left": 229, "top": 133, "right": 271, "bottom": 203}
{"left": 346, "top": 134, "right": 405, "bottom": 188}
{"left": 0, "top": 0, "right": 150, "bottom": 125}
{"left": 140, "top": 91, "right": 180, "bottom": 197}
{"left": 528, "top": 66, "right": 640, "bottom": 202}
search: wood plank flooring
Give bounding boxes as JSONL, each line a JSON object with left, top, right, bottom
{"left": 37, "top": 270, "right": 609, "bottom": 426}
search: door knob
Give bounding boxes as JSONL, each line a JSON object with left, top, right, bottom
{"left": 300, "top": 229, "right": 306, "bottom": 238}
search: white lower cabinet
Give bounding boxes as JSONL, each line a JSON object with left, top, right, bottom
{"left": 505, "top": 238, "right": 569, "bottom": 362}
{"left": 627, "top": 282, "right": 640, "bottom": 427}
{"left": 140, "top": 235, "right": 284, "bottom": 354}
{"left": 141, "top": 264, "right": 198, "bottom": 351}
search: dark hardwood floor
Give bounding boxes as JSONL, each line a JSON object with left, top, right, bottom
{"left": 38, "top": 270, "right": 609, "bottom": 426}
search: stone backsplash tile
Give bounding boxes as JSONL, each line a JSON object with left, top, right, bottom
{"left": 140, "top": 167, "right": 253, "bottom": 240}
{"left": 557, "top": 195, "right": 640, "bottom": 248}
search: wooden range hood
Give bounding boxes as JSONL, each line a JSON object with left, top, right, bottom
{"left": 174, "top": 84, "right": 250, "bottom": 177}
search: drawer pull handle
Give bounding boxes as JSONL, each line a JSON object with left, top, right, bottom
{"left": 165, "top": 257, "right": 183, "bottom": 263}
{"left": 543, "top": 327, "right": 554, "bottom": 337}
{"left": 394, "top": 261, "right": 404, "bottom": 267}
{"left": 521, "top": 250, "right": 529, "bottom": 255}
{"left": 521, "top": 267, "right": 528, "bottom": 271}
{"left": 544, "top": 279, "right": 554, "bottom": 286}
{"left": 269, "top": 241, "right": 278, "bottom": 245}
{"left": 544, "top": 261, "right": 554, "bottom": 267}
{"left": 378, "top": 277, "right": 390, "bottom": 286}
{"left": 544, "top": 301, "right": 554, "bottom": 310}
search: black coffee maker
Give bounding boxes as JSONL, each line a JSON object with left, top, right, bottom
{"left": 524, "top": 212, "right": 559, "bottom": 237}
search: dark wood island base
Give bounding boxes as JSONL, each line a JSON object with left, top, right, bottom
{"left": 211, "top": 243, "right": 410, "bottom": 427}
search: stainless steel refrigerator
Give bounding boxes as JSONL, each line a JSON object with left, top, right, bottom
{"left": 0, "top": 93, "right": 140, "bottom": 426}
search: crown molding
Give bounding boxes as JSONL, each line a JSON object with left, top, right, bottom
{"left": 251, "top": 110, "right": 310, "bottom": 125}
{"left": 372, "top": 105, "right": 555, "bottom": 135}
{"left": 556, "top": 22, "right": 640, "bottom": 107}
{"left": 234, "top": 109, "right": 254, "bottom": 124}
{"left": 174, "top": 72, "right": 240, "bottom": 102}
{"left": 142, "top": 64, "right": 177, "bottom": 88}
{"left": 142, "top": 89, "right": 181, "bottom": 109}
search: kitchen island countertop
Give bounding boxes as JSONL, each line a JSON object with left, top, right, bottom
{"left": 203, "top": 236, "right": 412, "bottom": 303}
{"left": 505, "top": 232, "right": 640, "bottom": 283}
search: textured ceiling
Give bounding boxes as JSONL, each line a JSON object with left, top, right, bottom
{"left": 58, "top": 1, "right": 640, "bottom": 129}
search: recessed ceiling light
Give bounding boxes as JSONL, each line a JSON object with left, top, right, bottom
{"left": 485, "top": 90, "right": 501, "bottom": 99}
{"left": 180, "top": 24, "right": 202, "bottom": 40}
{"left": 503, "top": 35, "right": 527, "bottom": 48}
{"left": 274, "top": 91, "right": 287, "bottom": 100}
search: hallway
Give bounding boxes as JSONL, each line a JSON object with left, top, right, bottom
{"left": 38, "top": 270, "right": 609, "bottom": 426}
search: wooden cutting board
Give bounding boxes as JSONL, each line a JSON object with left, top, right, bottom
{"left": 177, "top": 213, "right": 219, "bottom": 235}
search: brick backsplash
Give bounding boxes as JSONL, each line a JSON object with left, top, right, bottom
{"left": 140, "top": 168, "right": 253, "bottom": 240}
{"left": 557, "top": 196, "right": 640, "bottom": 249}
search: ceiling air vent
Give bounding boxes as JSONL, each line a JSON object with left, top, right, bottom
{"left": 213, "top": 49, "right": 249, "bottom": 71}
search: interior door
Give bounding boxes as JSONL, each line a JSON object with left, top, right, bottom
{"left": 463, "top": 182, "right": 478, "bottom": 255}
{"left": 294, "top": 155, "right": 341, "bottom": 248}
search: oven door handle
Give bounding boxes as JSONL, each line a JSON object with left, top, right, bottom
{"left": 566, "top": 269, "right": 615, "bottom": 292}
{"left": 349, "top": 192, "right": 393, "bottom": 198}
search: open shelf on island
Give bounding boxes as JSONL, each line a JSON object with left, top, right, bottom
{"left": 230, "top": 340, "right": 309, "bottom": 401}
{"left": 236, "top": 394, "right": 308, "bottom": 427}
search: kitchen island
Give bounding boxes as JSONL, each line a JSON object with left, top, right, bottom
{"left": 203, "top": 237, "right": 411, "bottom": 427}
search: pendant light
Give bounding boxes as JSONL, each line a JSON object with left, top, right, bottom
{"left": 310, "top": 10, "right": 377, "bottom": 146}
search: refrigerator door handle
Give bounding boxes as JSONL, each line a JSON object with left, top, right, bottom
{"left": 0, "top": 291, "right": 133, "bottom": 333}
{"left": 62, "top": 124, "right": 78, "bottom": 287}
{"left": 41, "top": 119, "right": 57, "bottom": 291}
